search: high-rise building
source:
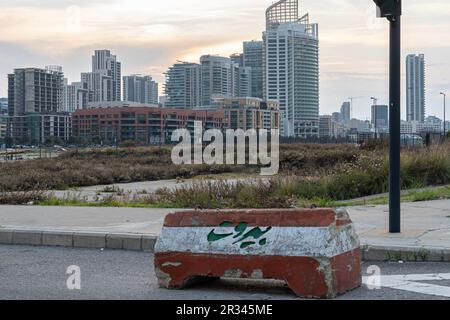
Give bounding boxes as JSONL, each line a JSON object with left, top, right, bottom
{"left": 230, "top": 53, "right": 244, "bottom": 67}
{"left": 200, "top": 55, "right": 236, "bottom": 106}
{"left": 243, "top": 41, "right": 264, "bottom": 99}
{"left": 406, "top": 54, "right": 425, "bottom": 122}
{"left": 332, "top": 112, "right": 342, "bottom": 123}
{"left": 165, "top": 62, "right": 201, "bottom": 109}
{"left": 7, "top": 67, "right": 71, "bottom": 143}
{"left": 340, "top": 102, "right": 351, "bottom": 124}
{"left": 82, "top": 50, "right": 121, "bottom": 103}
{"left": 123, "top": 75, "right": 158, "bottom": 105}
{"left": 236, "top": 67, "right": 252, "bottom": 98}
{"left": 371, "top": 105, "right": 389, "bottom": 128}
{"left": 8, "top": 67, "right": 64, "bottom": 116}
{"left": 62, "top": 79, "right": 88, "bottom": 112}
{"left": 263, "top": 0, "right": 319, "bottom": 137}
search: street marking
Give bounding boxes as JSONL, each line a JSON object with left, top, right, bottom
{"left": 363, "top": 273, "right": 450, "bottom": 298}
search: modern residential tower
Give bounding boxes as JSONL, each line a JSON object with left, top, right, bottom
{"left": 62, "top": 80, "right": 88, "bottom": 112}
{"left": 123, "top": 75, "right": 158, "bottom": 105}
{"left": 340, "top": 101, "right": 351, "bottom": 124}
{"left": 200, "top": 55, "right": 236, "bottom": 106}
{"left": 82, "top": 50, "right": 122, "bottom": 103}
{"left": 243, "top": 40, "right": 264, "bottom": 99}
{"left": 263, "top": 0, "right": 319, "bottom": 137}
{"left": 164, "top": 62, "right": 201, "bottom": 109}
{"left": 406, "top": 54, "right": 425, "bottom": 122}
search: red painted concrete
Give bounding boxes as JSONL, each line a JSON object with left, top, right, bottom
{"left": 155, "top": 249, "right": 361, "bottom": 299}
{"left": 164, "top": 209, "right": 340, "bottom": 228}
{"left": 156, "top": 209, "right": 361, "bottom": 299}
{"left": 331, "top": 250, "right": 362, "bottom": 294}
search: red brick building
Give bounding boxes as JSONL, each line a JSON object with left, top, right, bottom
{"left": 72, "top": 106, "right": 224, "bottom": 145}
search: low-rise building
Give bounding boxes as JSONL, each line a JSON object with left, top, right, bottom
{"left": 320, "top": 115, "right": 348, "bottom": 139}
{"left": 72, "top": 105, "right": 224, "bottom": 145}
{"left": 400, "top": 121, "right": 441, "bottom": 134}
{"left": 7, "top": 113, "right": 71, "bottom": 145}
{"left": 214, "top": 97, "right": 280, "bottom": 131}
{"left": 86, "top": 101, "right": 157, "bottom": 109}
{"left": 319, "top": 115, "right": 333, "bottom": 138}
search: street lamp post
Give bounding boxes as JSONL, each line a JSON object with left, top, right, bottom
{"left": 373, "top": 0, "right": 402, "bottom": 233}
{"left": 441, "top": 92, "right": 446, "bottom": 136}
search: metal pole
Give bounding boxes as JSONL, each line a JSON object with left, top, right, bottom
{"left": 389, "top": 15, "right": 401, "bottom": 233}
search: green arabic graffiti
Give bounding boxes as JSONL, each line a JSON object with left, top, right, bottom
{"left": 207, "top": 221, "right": 272, "bottom": 249}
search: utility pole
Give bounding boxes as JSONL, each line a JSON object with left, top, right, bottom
{"left": 374, "top": 0, "right": 402, "bottom": 233}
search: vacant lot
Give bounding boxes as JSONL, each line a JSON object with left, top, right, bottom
{"left": 1, "top": 142, "right": 450, "bottom": 208}
{"left": 0, "top": 144, "right": 363, "bottom": 192}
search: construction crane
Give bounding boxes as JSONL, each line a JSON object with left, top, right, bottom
{"left": 348, "top": 96, "right": 364, "bottom": 119}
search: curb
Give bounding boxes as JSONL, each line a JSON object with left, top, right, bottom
{"left": 1, "top": 228, "right": 449, "bottom": 262}
{"left": 361, "top": 245, "right": 450, "bottom": 262}
{"left": 0, "top": 229, "right": 157, "bottom": 252}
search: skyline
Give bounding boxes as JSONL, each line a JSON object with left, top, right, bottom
{"left": 1, "top": 0, "right": 450, "bottom": 120}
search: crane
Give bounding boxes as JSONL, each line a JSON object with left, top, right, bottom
{"left": 348, "top": 96, "right": 364, "bottom": 119}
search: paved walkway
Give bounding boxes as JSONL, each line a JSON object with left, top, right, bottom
{"left": 0, "top": 200, "right": 449, "bottom": 259}
{"left": 51, "top": 178, "right": 262, "bottom": 201}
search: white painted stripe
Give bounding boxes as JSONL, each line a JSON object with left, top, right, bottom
{"left": 363, "top": 274, "right": 450, "bottom": 298}
{"left": 155, "top": 225, "right": 359, "bottom": 258}
{"left": 386, "top": 273, "right": 450, "bottom": 281}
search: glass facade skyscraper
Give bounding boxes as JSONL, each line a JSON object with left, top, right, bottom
{"left": 243, "top": 41, "right": 264, "bottom": 99}
{"left": 263, "top": 0, "right": 319, "bottom": 138}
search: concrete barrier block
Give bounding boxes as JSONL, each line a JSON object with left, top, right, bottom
{"left": 42, "top": 231, "right": 74, "bottom": 247}
{"left": 73, "top": 233, "right": 106, "bottom": 249}
{"left": 13, "top": 230, "right": 42, "bottom": 246}
{"left": 155, "top": 208, "right": 362, "bottom": 299}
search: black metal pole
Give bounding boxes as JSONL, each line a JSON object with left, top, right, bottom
{"left": 389, "top": 15, "right": 401, "bottom": 233}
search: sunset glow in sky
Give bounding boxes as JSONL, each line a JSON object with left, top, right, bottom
{"left": 1, "top": 0, "right": 450, "bottom": 119}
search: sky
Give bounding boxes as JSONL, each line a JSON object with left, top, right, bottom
{"left": 1, "top": 0, "right": 450, "bottom": 120}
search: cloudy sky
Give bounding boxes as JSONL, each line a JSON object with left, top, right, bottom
{"left": 1, "top": 0, "right": 450, "bottom": 120}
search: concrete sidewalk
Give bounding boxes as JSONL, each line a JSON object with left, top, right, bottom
{"left": 0, "top": 200, "right": 449, "bottom": 261}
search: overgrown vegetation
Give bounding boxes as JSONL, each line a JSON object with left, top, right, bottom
{"left": 0, "top": 144, "right": 363, "bottom": 192}
{"left": 0, "top": 146, "right": 254, "bottom": 192}
{"left": 0, "top": 191, "right": 49, "bottom": 205}
{"left": 147, "top": 142, "right": 450, "bottom": 208}
{"left": 32, "top": 184, "right": 450, "bottom": 209}
{"left": 1, "top": 142, "right": 450, "bottom": 208}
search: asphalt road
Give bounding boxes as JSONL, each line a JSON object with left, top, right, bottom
{"left": 1, "top": 245, "right": 449, "bottom": 300}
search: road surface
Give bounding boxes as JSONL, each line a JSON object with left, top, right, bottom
{"left": 1, "top": 245, "right": 449, "bottom": 300}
